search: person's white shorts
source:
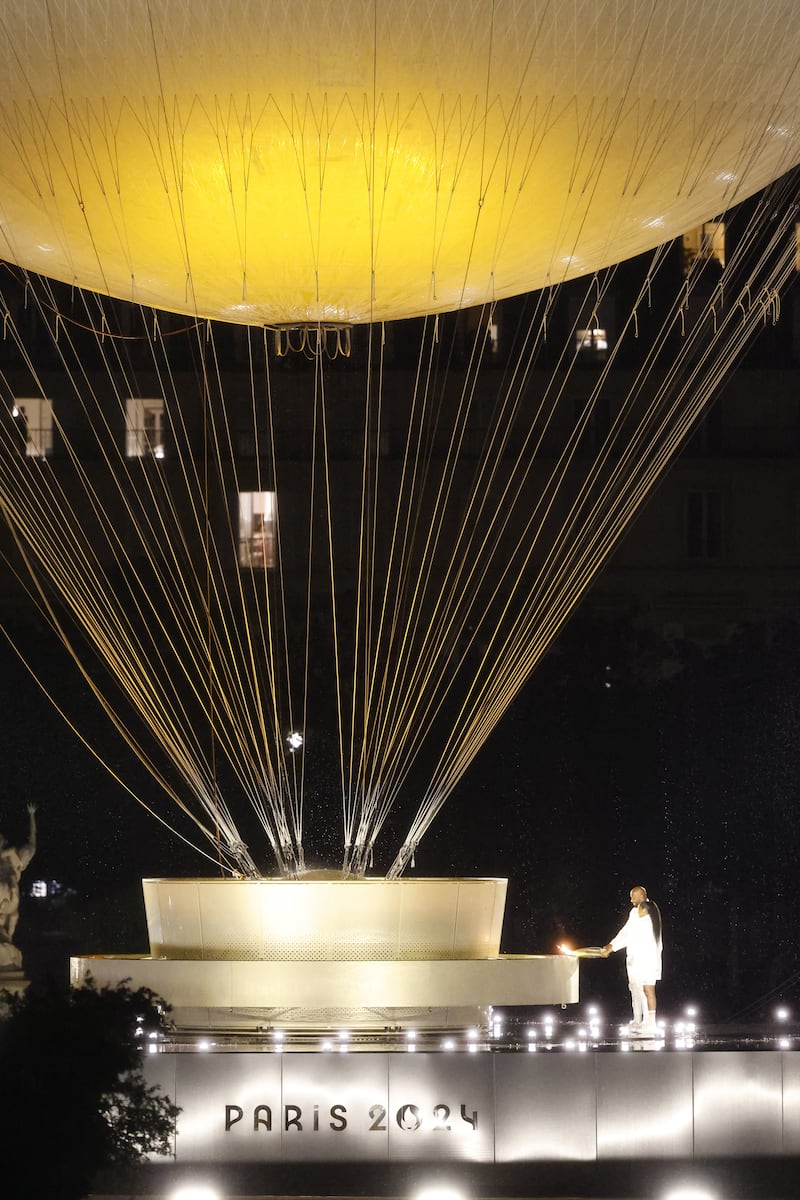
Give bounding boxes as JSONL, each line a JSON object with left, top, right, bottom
{"left": 627, "top": 960, "right": 661, "bottom": 986}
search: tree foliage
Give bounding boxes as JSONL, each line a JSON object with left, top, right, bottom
{"left": 0, "top": 977, "right": 179, "bottom": 1200}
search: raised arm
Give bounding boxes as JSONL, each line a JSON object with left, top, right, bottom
{"left": 18, "top": 803, "right": 37, "bottom": 870}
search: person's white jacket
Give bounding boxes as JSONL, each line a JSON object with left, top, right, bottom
{"left": 610, "top": 906, "right": 662, "bottom": 983}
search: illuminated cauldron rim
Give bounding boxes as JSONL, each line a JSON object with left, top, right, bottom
{"left": 142, "top": 875, "right": 508, "bottom": 962}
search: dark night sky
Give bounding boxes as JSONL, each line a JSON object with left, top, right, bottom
{"left": 1, "top": 223, "right": 799, "bottom": 1021}
{"left": 2, "top": 597, "right": 799, "bottom": 1020}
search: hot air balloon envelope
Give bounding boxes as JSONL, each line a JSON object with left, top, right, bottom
{"left": 0, "top": 2, "right": 798, "bottom": 322}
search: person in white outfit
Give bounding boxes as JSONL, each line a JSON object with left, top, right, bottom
{"left": 601, "top": 884, "right": 662, "bottom": 1034}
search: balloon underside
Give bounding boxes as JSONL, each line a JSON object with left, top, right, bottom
{"left": 0, "top": 0, "right": 799, "bottom": 323}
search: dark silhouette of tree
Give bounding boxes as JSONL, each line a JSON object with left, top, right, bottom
{"left": 0, "top": 978, "right": 179, "bottom": 1200}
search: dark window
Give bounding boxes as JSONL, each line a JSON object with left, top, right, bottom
{"left": 687, "top": 491, "right": 722, "bottom": 559}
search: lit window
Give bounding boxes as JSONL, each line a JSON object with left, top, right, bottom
{"left": 687, "top": 491, "right": 722, "bottom": 559}
{"left": 126, "top": 397, "right": 165, "bottom": 458}
{"left": 239, "top": 491, "right": 276, "bottom": 569}
{"left": 13, "top": 398, "right": 53, "bottom": 457}
{"left": 30, "top": 880, "right": 48, "bottom": 898}
{"left": 576, "top": 327, "right": 608, "bottom": 354}
{"left": 683, "top": 221, "right": 725, "bottom": 274}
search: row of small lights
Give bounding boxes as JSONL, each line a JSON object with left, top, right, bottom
{"left": 153, "top": 1003, "right": 794, "bottom": 1055}
{"left": 169, "top": 1183, "right": 719, "bottom": 1200}
{"left": 162, "top": 1012, "right": 794, "bottom": 1200}
{"left": 775, "top": 1006, "right": 793, "bottom": 1048}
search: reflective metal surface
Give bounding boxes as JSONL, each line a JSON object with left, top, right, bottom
{"left": 142, "top": 877, "right": 507, "bottom": 961}
{"left": 280, "top": 1053, "right": 391, "bottom": 1161}
{"left": 175, "top": 1053, "right": 283, "bottom": 1162}
{"left": 73, "top": 952, "right": 577, "bottom": 1031}
{"left": 387, "top": 1052, "right": 494, "bottom": 1161}
{"left": 782, "top": 1049, "right": 800, "bottom": 1154}
{"left": 596, "top": 1053, "right": 693, "bottom": 1159}
{"left": 693, "top": 1051, "right": 783, "bottom": 1157}
{"left": 494, "top": 1054, "right": 597, "bottom": 1161}
{"left": 150, "top": 1039, "right": 800, "bottom": 1164}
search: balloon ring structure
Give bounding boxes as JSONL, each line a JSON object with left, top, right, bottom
{"left": 0, "top": 1, "right": 799, "bottom": 325}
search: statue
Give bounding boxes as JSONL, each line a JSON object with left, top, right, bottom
{"left": 0, "top": 804, "right": 37, "bottom": 972}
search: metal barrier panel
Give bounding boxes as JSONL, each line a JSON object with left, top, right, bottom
{"left": 279, "top": 1054, "right": 391, "bottom": 1161}
{"left": 782, "top": 1051, "right": 800, "bottom": 1154}
{"left": 494, "top": 1054, "right": 597, "bottom": 1161}
{"left": 387, "top": 1053, "right": 495, "bottom": 1162}
{"left": 693, "top": 1052, "right": 783, "bottom": 1157}
{"left": 174, "top": 1054, "right": 283, "bottom": 1162}
{"left": 596, "top": 1053, "right": 694, "bottom": 1159}
{"left": 150, "top": 1051, "right": 798, "bottom": 1164}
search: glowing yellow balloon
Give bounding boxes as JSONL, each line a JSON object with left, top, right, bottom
{"left": 0, "top": 1, "right": 799, "bottom": 324}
